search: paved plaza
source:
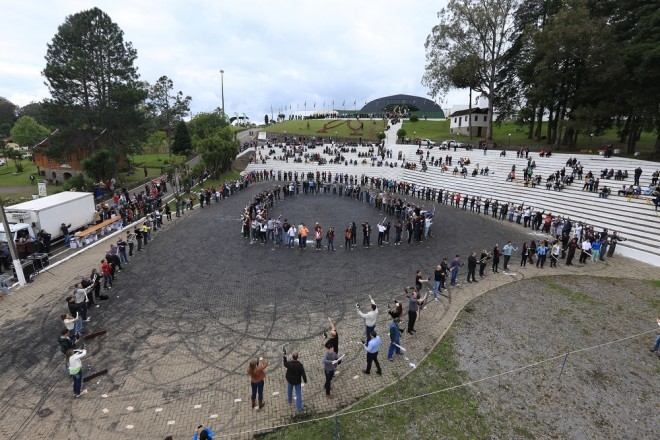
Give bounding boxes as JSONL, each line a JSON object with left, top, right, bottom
{"left": 0, "top": 181, "right": 657, "bottom": 439}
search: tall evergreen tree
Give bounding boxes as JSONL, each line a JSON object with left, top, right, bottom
{"left": 171, "top": 120, "right": 192, "bottom": 156}
{"left": 42, "top": 7, "right": 147, "bottom": 160}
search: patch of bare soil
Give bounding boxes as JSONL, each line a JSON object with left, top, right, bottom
{"left": 455, "top": 276, "right": 660, "bottom": 440}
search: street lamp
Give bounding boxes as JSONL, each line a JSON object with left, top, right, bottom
{"left": 508, "top": 133, "right": 511, "bottom": 150}
{"left": 220, "top": 69, "right": 225, "bottom": 118}
{"left": 589, "top": 133, "right": 594, "bottom": 150}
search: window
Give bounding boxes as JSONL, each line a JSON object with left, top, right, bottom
{"left": 474, "top": 116, "right": 478, "bottom": 121}
{"left": 47, "top": 157, "right": 53, "bottom": 163}
{"left": 483, "top": 116, "right": 487, "bottom": 122}
{"left": 464, "top": 116, "right": 468, "bottom": 121}
{"left": 454, "top": 118, "right": 457, "bottom": 123}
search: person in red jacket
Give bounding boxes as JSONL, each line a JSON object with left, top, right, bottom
{"left": 101, "top": 260, "right": 112, "bottom": 290}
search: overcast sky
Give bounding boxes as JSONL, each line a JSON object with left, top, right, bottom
{"left": 1, "top": 0, "right": 470, "bottom": 121}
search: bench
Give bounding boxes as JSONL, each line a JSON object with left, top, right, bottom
{"left": 72, "top": 216, "right": 123, "bottom": 248}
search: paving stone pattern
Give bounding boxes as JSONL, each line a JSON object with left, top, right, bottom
{"left": 0, "top": 182, "right": 657, "bottom": 440}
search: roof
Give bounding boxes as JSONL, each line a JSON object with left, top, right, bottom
{"left": 5, "top": 191, "right": 92, "bottom": 212}
{"left": 361, "top": 94, "right": 444, "bottom": 114}
{"left": 449, "top": 107, "right": 489, "bottom": 117}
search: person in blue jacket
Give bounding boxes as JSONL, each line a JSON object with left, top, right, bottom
{"left": 192, "top": 424, "right": 213, "bottom": 440}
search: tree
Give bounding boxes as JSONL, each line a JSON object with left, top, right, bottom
{"left": 197, "top": 126, "right": 239, "bottom": 178}
{"left": 10, "top": 116, "right": 51, "bottom": 147}
{"left": 396, "top": 128, "right": 407, "bottom": 142}
{"left": 146, "top": 75, "right": 191, "bottom": 154}
{"left": 424, "top": 0, "right": 519, "bottom": 139}
{"left": 7, "top": 149, "right": 26, "bottom": 172}
{"left": 81, "top": 149, "right": 117, "bottom": 182}
{"left": 188, "top": 109, "right": 229, "bottom": 140}
{"left": 42, "top": 7, "right": 147, "bottom": 160}
{"left": 264, "top": 114, "right": 269, "bottom": 125}
{"left": 0, "top": 97, "right": 18, "bottom": 138}
{"left": 18, "top": 102, "right": 48, "bottom": 125}
{"left": 171, "top": 120, "right": 192, "bottom": 156}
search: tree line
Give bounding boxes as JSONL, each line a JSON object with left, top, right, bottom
{"left": 423, "top": 0, "right": 660, "bottom": 154}
{"left": 0, "top": 7, "right": 238, "bottom": 182}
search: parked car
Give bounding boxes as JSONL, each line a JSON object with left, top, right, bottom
{"left": 421, "top": 138, "right": 436, "bottom": 147}
{"left": 0, "top": 159, "right": 6, "bottom": 166}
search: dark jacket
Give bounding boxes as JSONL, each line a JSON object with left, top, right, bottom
{"left": 282, "top": 356, "right": 307, "bottom": 385}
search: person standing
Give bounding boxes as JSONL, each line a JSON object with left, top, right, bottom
{"left": 101, "top": 260, "right": 112, "bottom": 290}
{"left": 322, "top": 345, "right": 339, "bottom": 398}
{"left": 520, "top": 242, "right": 529, "bottom": 268}
{"left": 117, "top": 236, "right": 128, "bottom": 265}
{"left": 450, "top": 255, "right": 462, "bottom": 286}
{"left": 362, "top": 330, "right": 382, "bottom": 375}
{"left": 323, "top": 317, "right": 339, "bottom": 355}
{"left": 479, "top": 249, "right": 490, "bottom": 276}
{"left": 565, "top": 237, "right": 578, "bottom": 265}
{"left": 73, "top": 283, "right": 90, "bottom": 322}
{"left": 502, "top": 241, "right": 516, "bottom": 271}
{"left": 344, "top": 226, "right": 352, "bottom": 250}
{"left": 607, "top": 231, "right": 626, "bottom": 257}
{"left": 126, "top": 230, "right": 136, "bottom": 257}
{"left": 591, "top": 238, "right": 602, "bottom": 262}
{"left": 387, "top": 317, "right": 402, "bottom": 361}
{"left": 467, "top": 251, "right": 477, "bottom": 283}
{"left": 326, "top": 227, "right": 335, "bottom": 251}
{"left": 550, "top": 240, "right": 561, "bottom": 268}
{"left": 432, "top": 264, "right": 443, "bottom": 300}
{"left": 283, "top": 352, "right": 307, "bottom": 412}
{"left": 536, "top": 240, "right": 548, "bottom": 268}
{"left": 579, "top": 239, "right": 592, "bottom": 264}
{"left": 357, "top": 295, "right": 378, "bottom": 342}
{"left": 650, "top": 317, "right": 660, "bottom": 354}
{"left": 60, "top": 223, "right": 72, "bottom": 247}
{"left": 407, "top": 289, "right": 427, "bottom": 334}
{"left": 66, "top": 348, "right": 88, "bottom": 398}
{"left": 247, "top": 357, "right": 268, "bottom": 409}
{"left": 491, "top": 245, "right": 501, "bottom": 273}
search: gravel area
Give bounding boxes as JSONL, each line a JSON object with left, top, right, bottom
{"left": 455, "top": 276, "right": 660, "bottom": 440}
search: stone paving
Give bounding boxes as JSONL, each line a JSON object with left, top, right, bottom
{"left": 0, "top": 182, "right": 658, "bottom": 440}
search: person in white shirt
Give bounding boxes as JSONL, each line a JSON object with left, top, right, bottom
{"left": 579, "top": 239, "right": 592, "bottom": 264}
{"left": 66, "top": 348, "right": 88, "bottom": 397}
{"left": 357, "top": 295, "right": 378, "bottom": 343}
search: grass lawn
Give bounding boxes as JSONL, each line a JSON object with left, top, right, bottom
{"left": 259, "top": 119, "right": 389, "bottom": 141}
{"left": 0, "top": 160, "right": 39, "bottom": 185}
{"left": 256, "top": 119, "right": 657, "bottom": 155}
{"left": 402, "top": 120, "right": 658, "bottom": 153}
{"left": 260, "top": 322, "right": 490, "bottom": 440}
{"left": 129, "top": 153, "right": 187, "bottom": 169}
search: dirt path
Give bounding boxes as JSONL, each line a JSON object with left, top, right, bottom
{"left": 455, "top": 276, "right": 659, "bottom": 440}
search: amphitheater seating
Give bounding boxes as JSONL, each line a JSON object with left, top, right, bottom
{"left": 244, "top": 121, "right": 659, "bottom": 266}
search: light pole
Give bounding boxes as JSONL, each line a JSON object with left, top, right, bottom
{"left": 220, "top": 69, "right": 225, "bottom": 119}
{"left": 589, "top": 133, "right": 594, "bottom": 150}
{"left": 508, "top": 133, "right": 511, "bottom": 150}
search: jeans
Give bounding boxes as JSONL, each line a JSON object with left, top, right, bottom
{"left": 366, "top": 325, "right": 375, "bottom": 342}
{"left": 72, "top": 371, "right": 83, "bottom": 395}
{"left": 432, "top": 280, "right": 441, "bottom": 299}
{"left": 324, "top": 370, "right": 334, "bottom": 395}
{"left": 251, "top": 380, "right": 264, "bottom": 400}
{"left": 63, "top": 233, "right": 70, "bottom": 247}
{"left": 387, "top": 341, "right": 401, "bottom": 359}
{"left": 503, "top": 255, "right": 511, "bottom": 270}
{"left": 450, "top": 269, "right": 458, "bottom": 285}
{"left": 287, "top": 383, "right": 303, "bottom": 411}
{"left": 537, "top": 254, "right": 547, "bottom": 267}
{"left": 653, "top": 335, "right": 660, "bottom": 351}
{"left": 591, "top": 249, "right": 600, "bottom": 261}
{"left": 119, "top": 249, "right": 128, "bottom": 264}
